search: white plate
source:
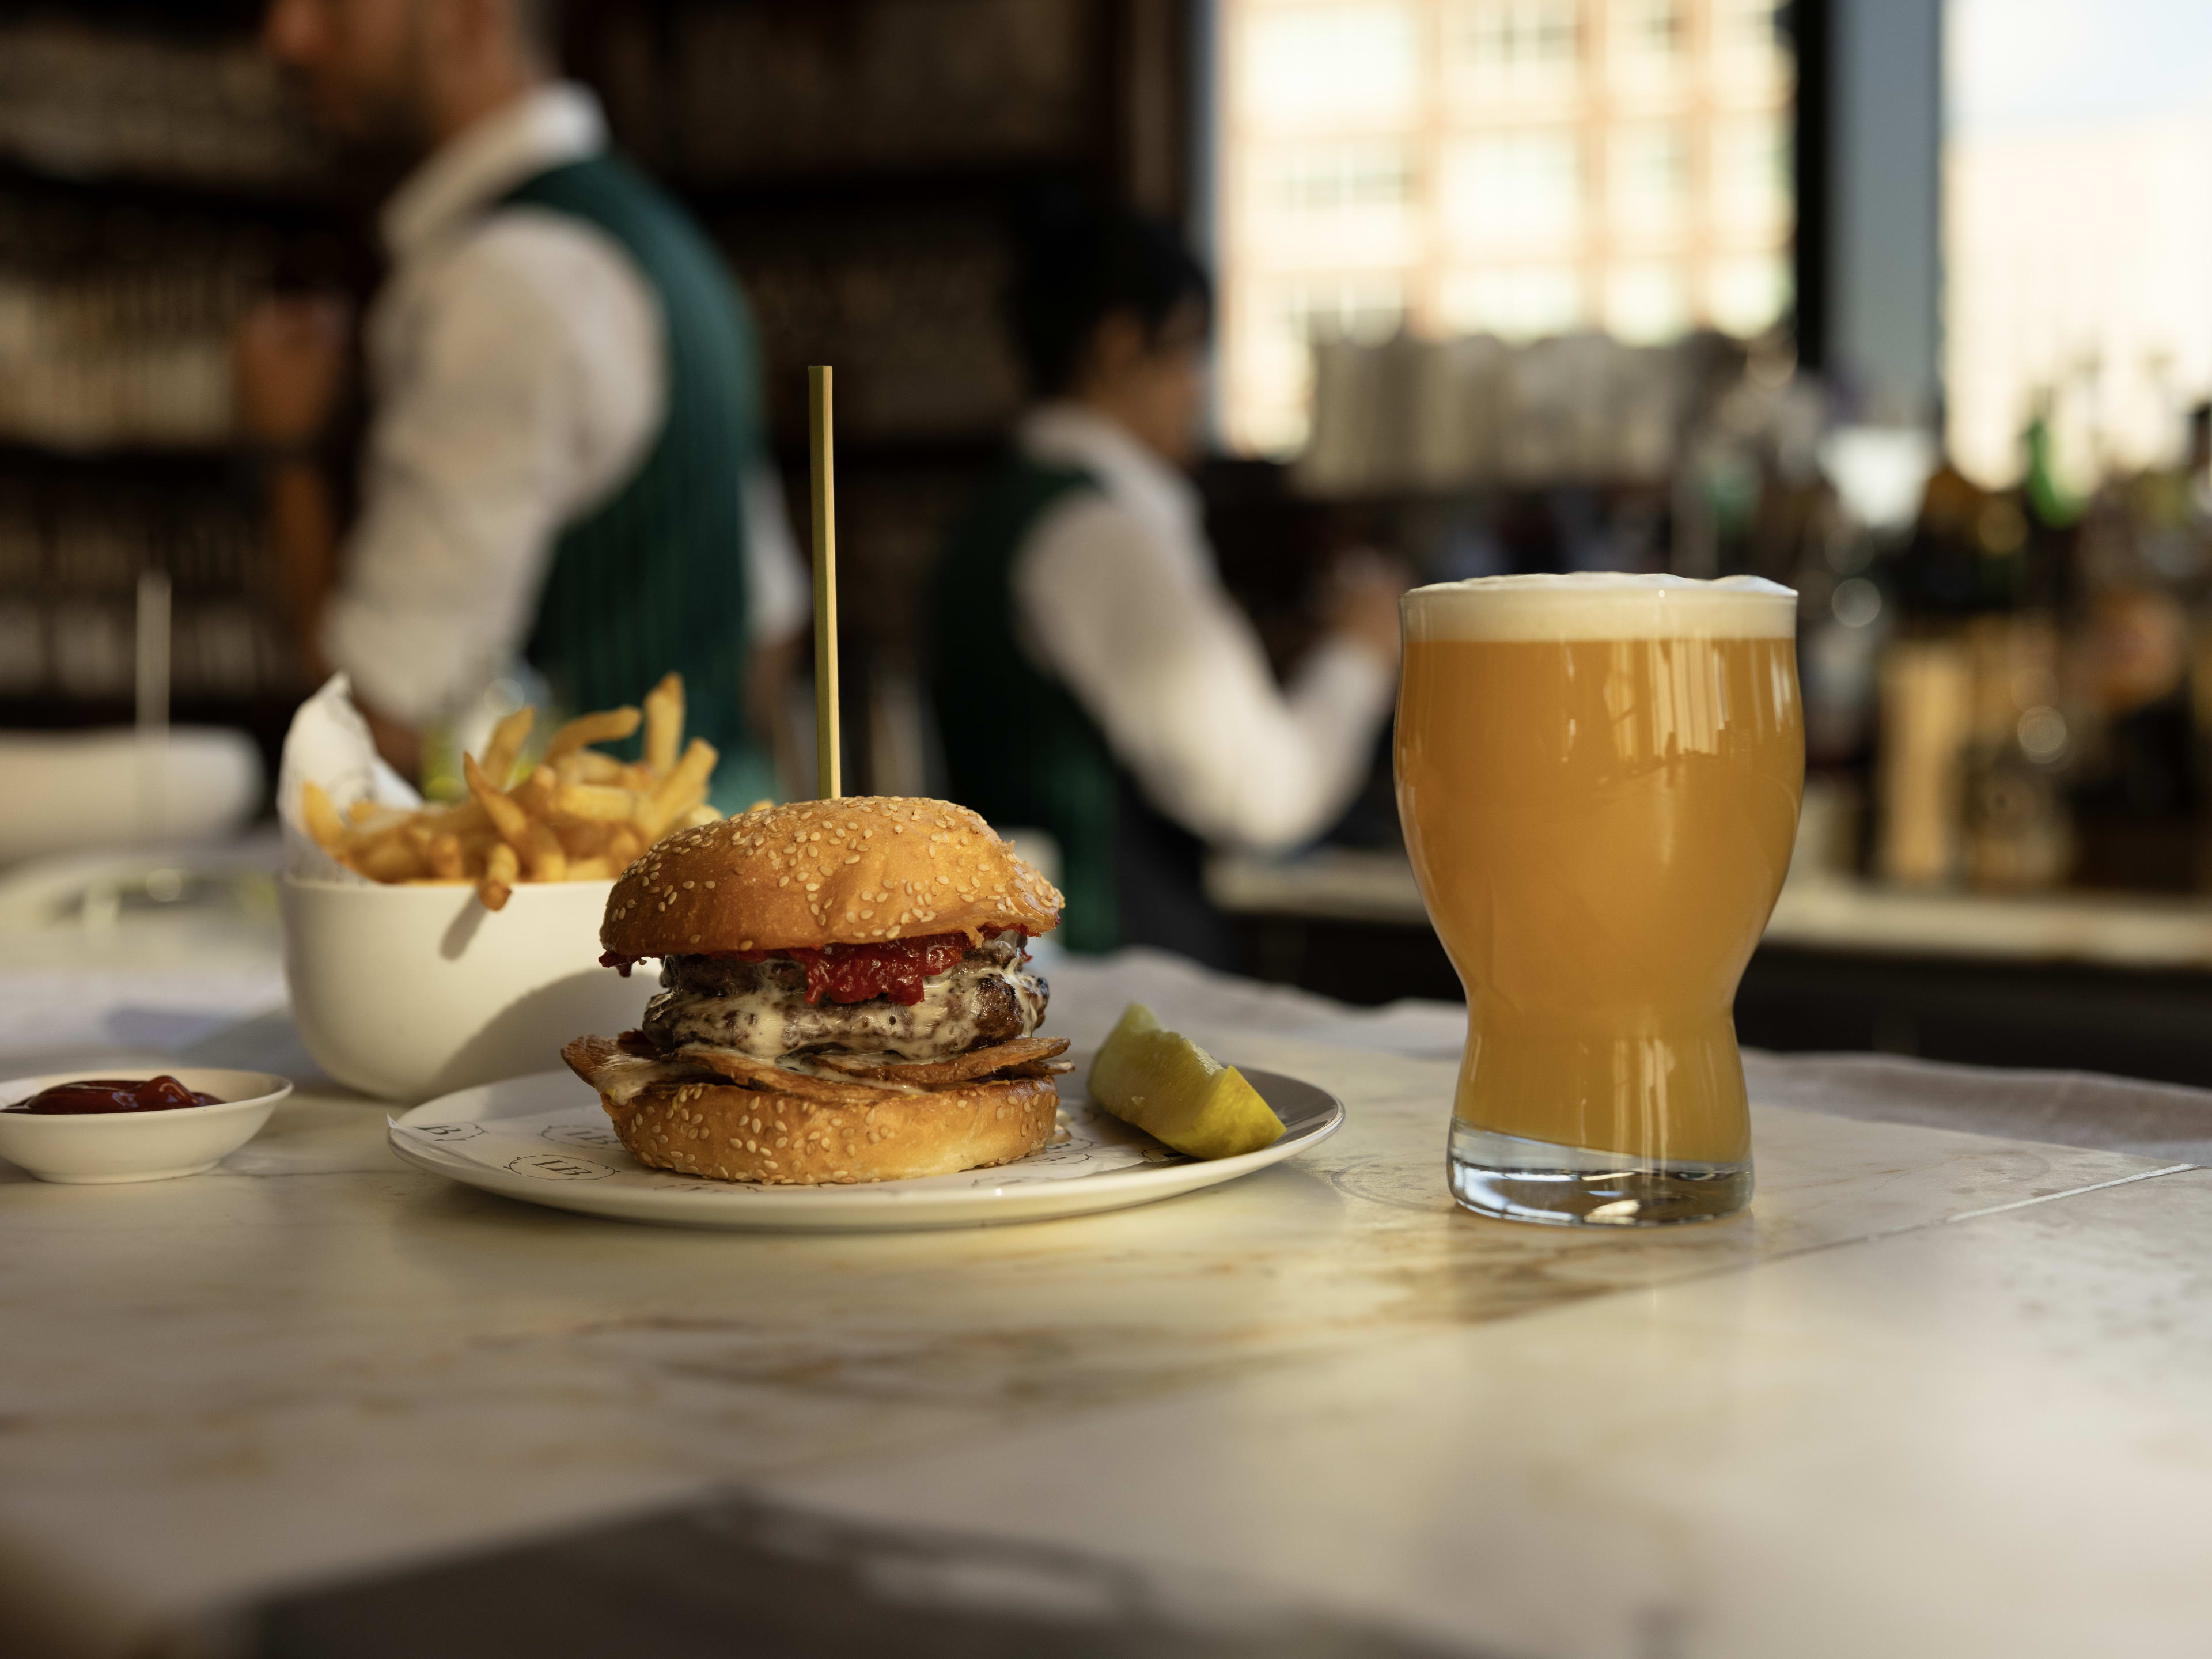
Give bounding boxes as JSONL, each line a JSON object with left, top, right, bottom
{"left": 387, "top": 1062, "right": 1344, "bottom": 1232}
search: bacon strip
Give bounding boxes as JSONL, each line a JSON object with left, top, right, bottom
{"left": 675, "top": 1043, "right": 923, "bottom": 1104}
{"left": 807, "top": 1036, "right": 1071, "bottom": 1086}
{"left": 565, "top": 1031, "right": 1067, "bottom": 1113}
{"left": 562, "top": 1035, "right": 715, "bottom": 1111}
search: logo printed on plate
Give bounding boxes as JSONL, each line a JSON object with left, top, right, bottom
{"left": 541, "top": 1119, "right": 624, "bottom": 1149}
{"left": 408, "top": 1122, "right": 484, "bottom": 1142}
{"left": 507, "top": 1152, "right": 616, "bottom": 1181}
{"left": 646, "top": 1174, "right": 751, "bottom": 1192}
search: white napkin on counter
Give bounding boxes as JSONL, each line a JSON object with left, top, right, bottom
{"left": 275, "top": 675, "right": 423, "bottom": 883}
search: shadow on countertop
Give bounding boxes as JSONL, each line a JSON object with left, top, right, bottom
{"left": 177, "top": 1488, "right": 1486, "bottom": 1659}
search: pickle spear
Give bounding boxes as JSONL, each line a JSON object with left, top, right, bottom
{"left": 1087, "top": 1002, "right": 1285, "bottom": 1160}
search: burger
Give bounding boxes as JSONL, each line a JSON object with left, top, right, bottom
{"left": 562, "top": 796, "right": 1069, "bottom": 1185}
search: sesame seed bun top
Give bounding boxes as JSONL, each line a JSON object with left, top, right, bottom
{"left": 600, "top": 796, "right": 1063, "bottom": 957}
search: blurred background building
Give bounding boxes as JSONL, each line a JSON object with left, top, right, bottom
{"left": 12, "top": 0, "right": 2212, "bottom": 1084}
{"left": 1216, "top": 0, "right": 1796, "bottom": 453}
{"left": 1944, "top": 0, "right": 2212, "bottom": 495}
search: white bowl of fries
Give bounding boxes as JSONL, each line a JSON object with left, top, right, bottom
{"left": 281, "top": 675, "right": 724, "bottom": 1102}
{"left": 281, "top": 875, "right": 650, "bottom": 1101}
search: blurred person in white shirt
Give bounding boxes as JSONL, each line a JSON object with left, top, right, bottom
{"left": 930, "top": 200, "right": 1403, "bottom": 964}
{"left": 234, "top": 0, "right": 805, "bottom": 804}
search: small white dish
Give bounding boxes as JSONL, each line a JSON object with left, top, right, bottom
{"left": 387, "top": 1061, "right": 1345, "bottom": 1232}
{"left": 281, "top": 876, "right": 652, "bottom": 1103}
{"left": 0, "top": 1068, "right": 293, "bottom": 1185}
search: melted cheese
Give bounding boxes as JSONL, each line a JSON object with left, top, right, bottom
{"left": 645, "top": 960, "right": 1047, "bottom": 1062}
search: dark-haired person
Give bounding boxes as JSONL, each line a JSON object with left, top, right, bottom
{"left": 931, "top": 209, "right": 1402, "bottom": 964}
{"left": 234, "top": 0, "right": 804, "bottom": 805}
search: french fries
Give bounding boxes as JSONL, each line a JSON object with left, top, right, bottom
{"left": 642, "top": 672, "right": 683, "bottom": 775}
{"left": 547, "top": 706, "right": 642, "bottom": 762}
{"left": 300, "top": 677, "right": 725, "bottom": 911}
{"left": 302, "top": 781, "right": 349, "bottom": 853}
{"left": 554, "top": 783, "right": 636, "bottom": 822}
{"left": 480, "top": 842, "right": 518, "bottom": 911}
{"left": 476, "top": 706, "right": 535, "bottom": 791}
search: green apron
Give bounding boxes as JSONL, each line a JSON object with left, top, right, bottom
{"left": 501, "top": 153, "right": 771, "bottom": 809}
{"left": 929, "top": 455, "right": 1233, "bottom": 965}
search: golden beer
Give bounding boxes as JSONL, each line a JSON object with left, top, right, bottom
{"left": 1395, "top": 575, "right": 1802, "bottom": 1225}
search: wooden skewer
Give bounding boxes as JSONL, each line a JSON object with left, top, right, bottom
{"left": 808, "top": 363, "right": 840, "bottom": 800}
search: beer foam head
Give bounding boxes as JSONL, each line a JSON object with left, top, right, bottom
{"left": 1402, "top": 573, "right": 1797, "bottom": 642}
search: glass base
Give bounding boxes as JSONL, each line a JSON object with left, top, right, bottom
{"left": 1447, "top": 1120, "right": 1751, "bottom": 1227}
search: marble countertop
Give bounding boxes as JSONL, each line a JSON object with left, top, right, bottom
{"left": 2, "top": 935, "right": 2211, "bottom": 1657}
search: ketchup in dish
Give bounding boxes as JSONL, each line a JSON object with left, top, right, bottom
{"left": 7, "top": 1077, "right": 222, "bottom": 1115}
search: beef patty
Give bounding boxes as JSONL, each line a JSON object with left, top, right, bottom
{"left": 642, "top": 934, "right": 1047, "bottom": 1062}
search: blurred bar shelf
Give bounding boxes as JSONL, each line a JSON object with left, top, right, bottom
{"left": 1210, "top": 849, "right": 2212, "bottom": 1088}
{"left": 1209, "top": 847, "right": 1430, "bottom": 929}
{"left": 676, "top": 162, "right": 1100, "bottom": 213}
{"left": 1211, "top": 849, "right": 2212, "bottom": 971}
{"left": 0, "top": 153, "right": 340, "bottom": 217}
{"left": 1763, "top": 874, "right": 2212, "bottom": 970}
{"left": 0, "top": 437, "right": 237, "bottom": 469}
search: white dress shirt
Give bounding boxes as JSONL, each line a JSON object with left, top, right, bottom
{"left": 1012, "top": 404, "right": 1395, "bottom": 854}
{"left": 321, "top": 84, "right": 807, "bottom": 729}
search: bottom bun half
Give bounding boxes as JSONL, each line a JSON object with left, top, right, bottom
{"left": 599, "top": 1073, "right": 1060, "bottom": 1185}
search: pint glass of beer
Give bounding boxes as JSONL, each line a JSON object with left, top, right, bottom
{"left": 1395, "top": 574, "right": 1803, "bottom": 1226}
